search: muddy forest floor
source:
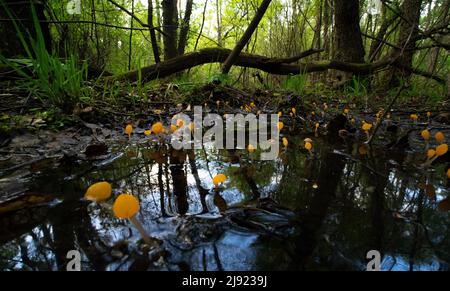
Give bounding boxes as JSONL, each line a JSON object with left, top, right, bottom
{"left": 1, "top": 82, "right": 450, "bottom": 200}
{"left": 1, "top": 81, "right": 450, "bottom": 270}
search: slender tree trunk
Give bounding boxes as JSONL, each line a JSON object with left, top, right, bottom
{"left": 162, "top": 0, "right": 178, "bottom": 60}
{"left": 369, "top": 7, "right": 398, "bottom": 61}
{"left": 221, "top": 0, "right": 272, "bottom": 74}
{"left": 148, "top": 0, "right": 160, "bottom": 63}
{"left": 216, "top": 0, "right": 223, "bottom": 47}
{"left": 194, "top": 0, "right": 208, "bottom": 51}
{"left": 128, "top": 0, "right": 134, "bottom": 71}
{"left": 389, "top": 0, "right": 422, "bottom": 86}
{"left": 156, "top": 1, "right": 162, "bottom": 44}
{"left": 178, "top": 0, "right": 193, "bottom": 56}
{"left": 323, "top": 0, "right": 331, "bottom": 59}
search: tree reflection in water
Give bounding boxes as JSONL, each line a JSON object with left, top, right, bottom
{"left": 0, "top": 137, "right": 449, "bottom": 270}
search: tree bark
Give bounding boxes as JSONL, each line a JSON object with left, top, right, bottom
{"left": 178, "top": 0, "right": 193, "bottom": 56}
{"left": 162, "top": 0, "right": 178, "bottom": 60}
{"left": 148, "top": 0, "right": 160, "bottom": 63}
{"left": 221, "top": 0, "right": 272, "bottom": 74}
{"left": 389, "top": 0, "right": 422, "bottom": 86}
{"left": 333, "top": 0, "right": 365, "bottom": 63}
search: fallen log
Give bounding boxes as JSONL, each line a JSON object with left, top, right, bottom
{"left": 110, "top": 47, "right": 445, "bottom": 84}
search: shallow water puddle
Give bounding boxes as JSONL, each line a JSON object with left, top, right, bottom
{"left": 0, "top": 135, "right": 449, "bottom": 271}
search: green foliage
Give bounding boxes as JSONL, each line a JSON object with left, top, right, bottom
{"left": 283, "top": 73, "right": 308, "bottom": 94}
{"left": 0, "top": 3, "right": 88, "bottom": 111}
{"left": 344, "top": 76, "right": 368, "bottom": 98}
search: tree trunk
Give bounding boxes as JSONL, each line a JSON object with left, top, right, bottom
{"left": 148, "top": 0, "right": 160, "bottom": 63}
{"left": 333, "top": 0, "right": 365, "bottom": 63}
{"left": 162, "top": 0, "right": 178, "bottom": 60}
{"left": 389, "top": 0, "right": 422, "bottom": 86}
{"left": 221, "top": 0, "right": 272, "bottom": 74}
{"left": 369, "top": 11, "right": 398, "bottom": 61}
{"left": 216, "top": 0, "right": 223, "bottom": 47}
{"left": 178, "top": 0, "right": 193, "bottom": 56}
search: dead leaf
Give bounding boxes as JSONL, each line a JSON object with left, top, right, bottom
{"left": 438, "top": 198, "right": 450, "bottom": 212}
{"left": 214, "top": 192, "right": 227, "bottom": 213}
{"left": 84, "top": 142, "right": 108, "bottom": 157}
{"left": 425, "top": 184, "right": 436, "bottom": 201}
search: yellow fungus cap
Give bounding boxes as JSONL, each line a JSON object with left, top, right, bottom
{"left": 85, "top": 182, "right": 112, "bottom": 202}
{"left": 282, "top": 137, "right": 288, "bottom": 147}
{"left": 436, "top": 144, "right": 448, "bottom": 156}
{"left": 362, "top": 122, "right": 373, "bottom": 132}
{"left": 435, "top": 132, "right": 445, "bottom": 143}
{"left": 144, "top": 129, "right": 152, "bottom": 136}
{"left": 344, "top": 108, "right": 349, "bottom": 114}
{"left": 410, "top": 114, "right": 418, "bottom": 120}
{"left": 305, "top": 142, "right": 312, "bottom": 151}
{"left": 277, "top": 122, "right": 284, "bottom": 131}
{"left": 213, "top": 174, "right": 227, "bottom": 186}
{"left": 188, "top": 123, "right": 194, "bottom": 131}
{"left": 291, "top": 108, "right": 296, "bottom": 114}
{"left": 152, "top": 122, "right": 164, "bottom": 134}
{"left": 427, "top": 112, "right": 431, "bottom": 118}
{"left": 427, "top": 149, "right": 436, "bottom": 158}
{"left": 278, "top": 112, "right": 282, "bottom": 118}
{"left": 170, "top": 125, "right": 177, "bottom": 133}
{"left": 176, "top": 119, "right": 184, "bottom": 127}
{"left": 113, "top": 193, "right": 140, "bottom": 219}
{"left": 125, "top": 124, "right": 133, "bottom": 136}
{"left": 247, "top": 144, "right": 256, "bottom": 153}
{"left": 421, "top": 129, "right": 430, "bottom": 140}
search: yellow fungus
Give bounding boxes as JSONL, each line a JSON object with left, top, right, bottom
{"left": 113, "top": 193, "right": 140, "bottom": 219}
{"left": 188, "top": 122, "right": 194, "bottom": 132}
{"left": 436, "top": 144, "right": 448, "bottom": 156}
{"left": 176, "top": 119, "right": 184, "bottom": 128}
{"left": 291, "top": 108, "right": 296, "bottom": 115}
{"left": 247, "top": 144, "right": 256, "bottom": 153}
{"left": 304, "top": 142, "right": 312, "bottom": 151}
{"left": 125, "top": 124, "right": 133, "bottom": 138}
{"left": 427, "top": 111, "right": 431, "bottom": 118}
{"left": 344, "top": 108, "right": 349, "bottom": 114}
{"left": 278, "top": 112, "right": 282, "bottom": 118}
{"left": 421, "top": 129, "right": 430, "bottom": 140}
{"left": 435, "top": 132, "right": 445, "bottom": 143}
{"left": 84, "top": 181, "right": 112, "bottom": 202}
{"left": 152, "top": 122, "right": 164, "bottom": 134}
{"left": 282, "top": 137, "right": 288, "bottom": 147}
{"left": 144, "top": 129, "right": 152, "bottom": 136}
{"left": 213, "top": 174, "right": 227, "bottom": 186}
{"left": 170, "top": 124, "right": 177, "bottom": 133}
{"left": 362, "top": 122, "right": 373, "bottom": 132}
{"left": 410, "top": 114, "right": 418, "bottom": 121}
{"left": 427, "top": 149, "right": 436, "bottom": 158}
{"left": 277, "top": 122, "right": 284, "bottom": 131}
